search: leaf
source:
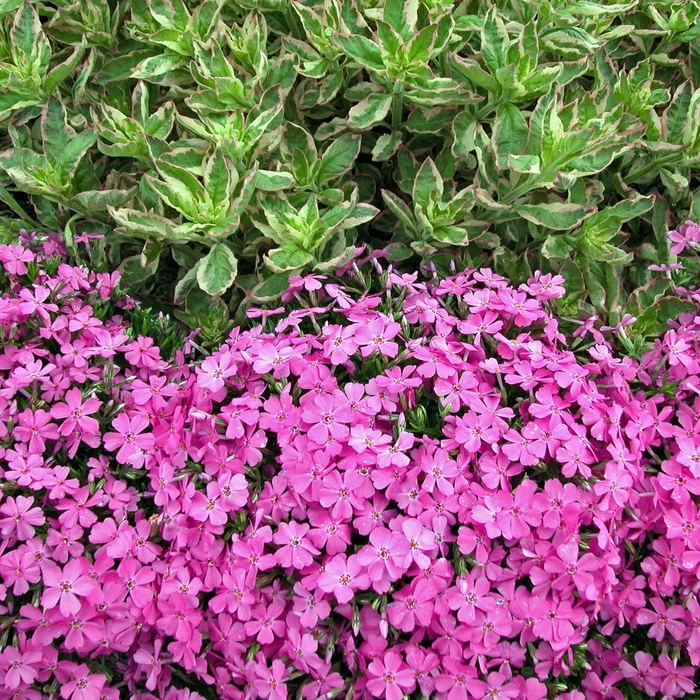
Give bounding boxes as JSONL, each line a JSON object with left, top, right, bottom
{"left": 203, "top": 149, "right": 235, "bottom": 213}
{"left": 264, "top": 246, "right": 313, "bottom": 272}
{"left": 45, "top": 39, "right": 87, "bottom": 95}
{"left": 383, "top": 0, "right": 418, "bottom": 42}
{"left": 372, "top": 131, "right": 402, "bottom": 161}
{"left": 256, "top": 170, "right": 294, "bottom": 191}
{"left": 197, "top": 243, "right": 238, "bottom": 295}
{"left": 251, "top": 271, "right": 293, "bottom": 302}
{"left": 542, "top": 235, "right": 572, "bottom": 258}
{"left": 334, "top": 34, "right": 385, "bottom": 73}
{"left": 413, "top": 158, "right": 443, "bottom": 209}
{"left": 72, "top": 189, "right": 135, "bottom": 218}
{"left": 579, "top": 195, "right": 655, "bottom": 241}
{"left": 347, "top": 93, "right": 392, "bottom": 130}
{"left": 515, "top": 203, "right": 594, "bottom": 230}
{"left": 493, "top": 103, "right": 528, "bottom": 168}
{"left": 381, "top": 189, "right": 416, "bottom": 232}
{"left": 108, "top": 207, "right": 173, "bottom": 240}
{"left": 11, "top": 2, "right": 47, "bottom": 63}
{"left": 318, "top": 134, "right": 361, "bottom": 185}
{"left": 480, "top": 8, "right": 509, "bottom": 75}
{"left": 577, "top": 254, "right": 607, "bottom": 310}
{"left": 452, "top": 112, "right": 477, "bottom": 159}
{"left": 507, "top": 154, "right": 541, "bottom": 174}
{"left": 119, "top": 254, "right": 155, "bottom": 286}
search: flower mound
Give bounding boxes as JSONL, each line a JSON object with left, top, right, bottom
{"left": 0, "top": 237, "right": 699, "bottom": 700}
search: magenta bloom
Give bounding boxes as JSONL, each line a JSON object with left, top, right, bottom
{"left": 367, "top": 651, "right": 416, "bottom": 700}
{"left": 254, "top": 659, "right": 288, "bottom": 700}
{"left": 0, "top": 646, "right": 41, "bottom": 688}
{"left": 272, "top": 521, "right": 320, "bottom": 569}
{"left": 50, "top": 388, "right": 101, "bottom": 436}
{"left": 0, "top": 496, "right": 45, "bottom": 540}
{"left": 41, "top": 559, "right": 96, "bottom": 616}
{"left": 103, "top": 413, "right": 153, "bottom": 466}
{"left": 317, "top": 554, "right": 369, "bottom": 603}
{"left": 189, "top": 483, "right": 229, "bottom": 526}
{"left": 60, "top": 664, "right": 106, "bottom": 700}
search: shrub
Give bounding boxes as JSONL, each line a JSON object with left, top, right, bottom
{"left": 0, "top": 233, "right": 699, "bottom": 698}
{"left": 0, "top": 0, "right": 699, "bottom": 329}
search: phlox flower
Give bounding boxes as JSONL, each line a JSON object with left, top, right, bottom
{"left": 0, "top": 645, "right": 42, "bottom": 689}
{"left": 59, "top": 663, "right": 106, "bottom": 700}
{"left": 272, "top": 521, "right": 320, "bottom": 569}
{"left": 354, "top": 317, "right": 401, "bottom": 358}
{"left": 386, "top": 579, "right": 436, "bottom": 632}
{"left": 253, "top": 659, "right": 288, "bottom": 700}
{"left": 0, "top": 245, "right": 34, "bottom": 275}
{"left": 635, "top": 597, "right": 686, "bottom": 641}
{"left": 50, "top": 388, "right": 101, "bottom": 437}
{"left": 189, "top": 483, "right": 229, "bottom": 526}
{"left": 316, "top": 554, "right": 368, "bottom": 603}
{"left": 434, "top": 657, "right": 478, "bottom": 700}
{"left": 41, "top": 559, "right": 96, "bottom": 617}
{"left": 103, "top": 413, "right": 153, "bottom": 467}
{"left": 0, "top": 496, "right": 45, "bottom": 541}
{"left": 366, "top": 651, "right": 415, "bottom": 700}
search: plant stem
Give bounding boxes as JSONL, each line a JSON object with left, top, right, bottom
{"left": 391, "top": 83, "right": 404, "bottom": 131}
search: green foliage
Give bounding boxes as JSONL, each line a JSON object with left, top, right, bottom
{"left": 0, "top": 0, "right": 698, "bottom": 329}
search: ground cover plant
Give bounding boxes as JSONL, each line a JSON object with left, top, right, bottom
{"left": 0, "top": 231, "right": 699, "bottom": 698}
{"left": 0, "top": 0, "right": 699, "bottom": 336}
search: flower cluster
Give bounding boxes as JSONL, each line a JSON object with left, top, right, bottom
{"left": 0, "top": 235, "right": 698, "bottom": 700}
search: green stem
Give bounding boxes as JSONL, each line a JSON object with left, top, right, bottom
{"left": 391, "top": 83, "right": 404, "bottom": 131}
{"left": 625, "top": 150, "right": 684, "bottom": 184}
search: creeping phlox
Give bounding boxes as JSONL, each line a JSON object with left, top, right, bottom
{"left": 0, "top": 233, "right": 698, "bottom": 700}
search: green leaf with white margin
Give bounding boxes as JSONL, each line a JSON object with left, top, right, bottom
{"left": 348, "top": 93, "right": 392, "bottom": 130}
{"left": 334, "top": 34, "right": 385, "bottom": 73}
{"left": 203, "top": 149, "right": 236, "bottom": 214}
{"left": 45, "top": 39, "right": 87, "bottom": 95}
{"left": 383, "top": 0, "right": 418, "bottom": 42}
{"left": 343, "top": 203, "right": 379, "bottom": 228}
{"left": 493, "top": 103, "right": 528, "bottom": 169}
{"left": 11, "top": 1, "right": 50, "bottom": 69}
{"left": 413, "top": 157, "right": 443, "bottom": 210}
{"left": 107, "top": 207, "right": 174, "bottom": 240}
{"left": 197, "top": 242, "right": 238, "bottom": 295}
{"left": 515, "top": 203, "right": 594, "bottom": 231}
{"left": 256, "top": 170, "right": 295, "bottom": 191}
{"left": 381, "top": 189, "right": 417, "bottom": 232}
{"left": 318, "top": 134, "right": 361, "bottom": 186}
{"left": 480, "top": 7, "right": 510, "bottom": 75}
{"left": 265, "top": 246, "right": 313, "bottom": 272}
{"left": 508, "top": 154, "right": 541, "bottom": 174}
{"left": 578, "top": 195, "right": 654, "bottom": 242}
{"left": 251, "top": 271, "right": 293, "bottom": 302}
{"left": 542, "top": 235, "right": 572, "bottom": 259}
{"left": 372, "top": 131, "right": 402, "bottom": 161}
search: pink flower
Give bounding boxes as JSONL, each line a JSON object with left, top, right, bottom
{"left": 273, "top": 522, "right": 320, "bottom": 569}
{"left": 59, "top": 663, "right": 106, "bottom": 700}
{"left": 103, "top": 413, "right": 153, "bottom": 466}
{"left": 317, "top": 554, "right": 369, "bottom": 603}
{"left": 0, "top": 496, "right": 45, "bottom": 541}
{"left": 635, "top": 597, "right": 686, "bottom": 641}
{"left": 254, "top": 659, "right": 288, "bottom": 700}
{"left": 0, "top": 244, "right": 34, "bottom": 275}
{"left": 50, "top": 388, "right": 101, "bottom": 437}
{"left": 0, "top": 645, "right": 42, "bottom": 689}
{"left": 366, "top": 651, "right": 416, "bottom": 700}
{"left": 41, "top": 559, "right": 96, "bottom": 616}
{"left": 189, "top": 483, "right": 229, "bottom": 526}
{"left": 354, "top": 317, "right": 401, "bottom": 358}
{"left": 434, "top": 658, "right": 478, "bottom": 700}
